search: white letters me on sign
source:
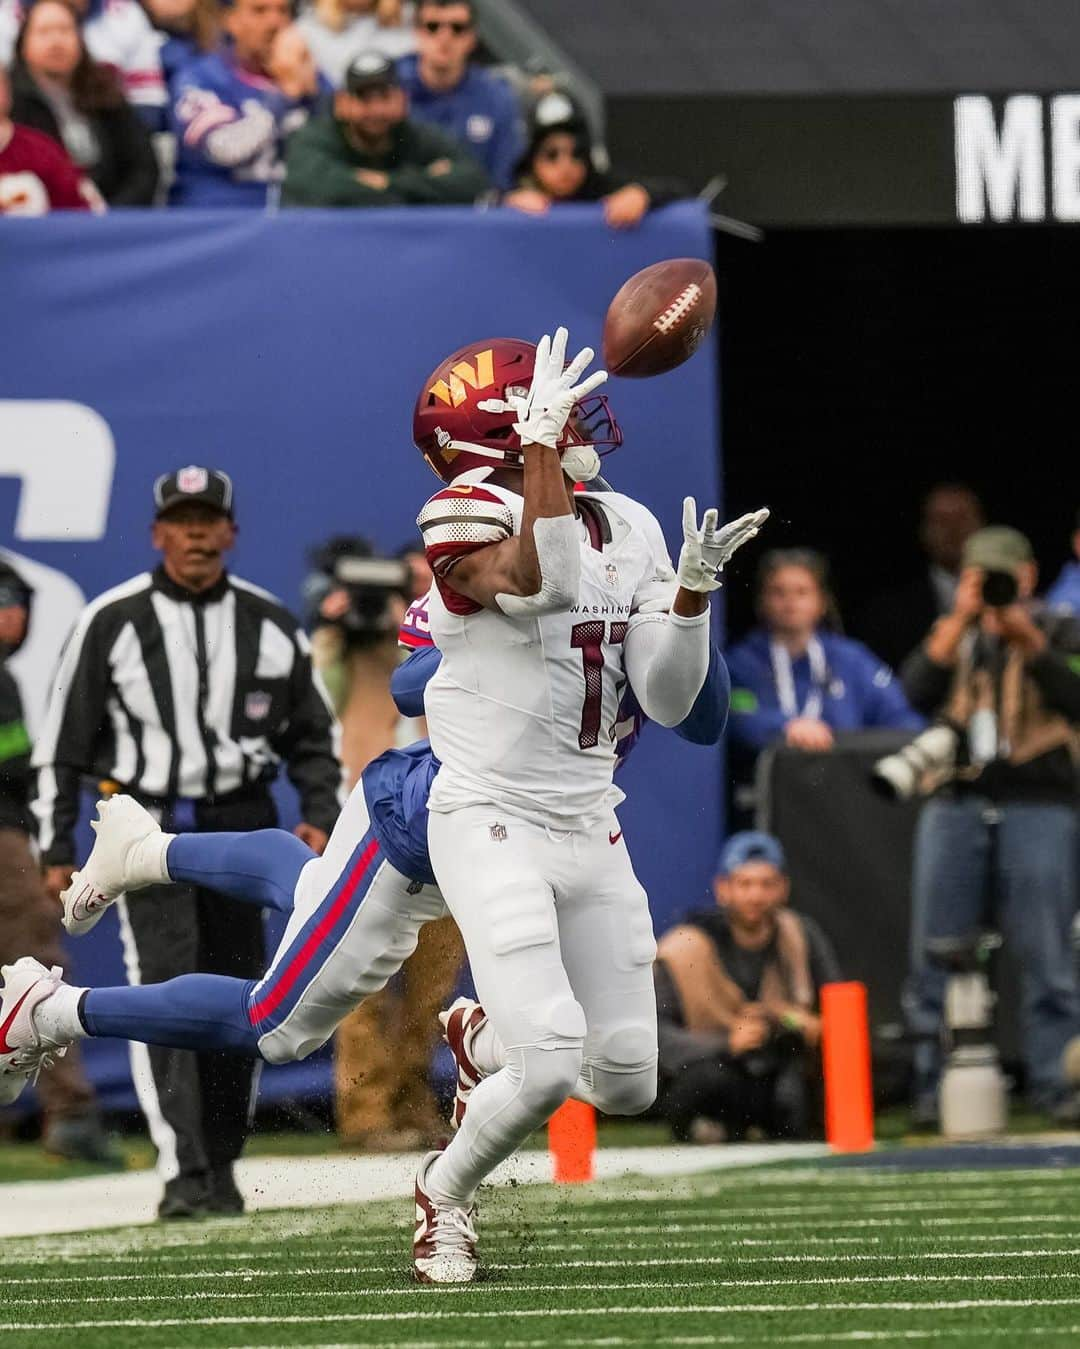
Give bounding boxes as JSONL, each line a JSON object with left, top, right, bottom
{"left": 955, "top": 94, "right": 1080, "bottom": 223}
{"left": 0, "top": 400, "right": 115, "bottom": 734}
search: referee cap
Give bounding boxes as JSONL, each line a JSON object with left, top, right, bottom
{"left": 154, "top": 466, "right": 234, "bottom": 520}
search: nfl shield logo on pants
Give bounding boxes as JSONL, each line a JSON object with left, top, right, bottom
{"left": 489, "top": 822, "right": 508, "bottom": 842}
{"left": 245, "top": 691, "right": 272, "bottom": 721}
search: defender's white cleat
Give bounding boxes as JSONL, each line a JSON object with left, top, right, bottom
{"left": 0, "top": 958, "right": 69, "bottom": 1106}
{"left": 439, "top": 996, "right": 488, "bottom": 1130}
{"left": 413, "top": 1150, "right": 478, "bottom": 1284}
{"left": 61, "top": 795, "right": 170, "bottom": 936}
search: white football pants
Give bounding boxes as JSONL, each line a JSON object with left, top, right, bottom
{"left": 425, "top": 804, "right": 659, "bottom": 1207}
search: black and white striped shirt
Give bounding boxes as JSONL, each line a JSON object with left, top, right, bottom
{"left": 33, "top": 566, "right": 343, "bottom": 865}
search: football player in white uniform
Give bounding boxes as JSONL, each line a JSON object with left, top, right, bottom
{"left": 409, "top": 328, "right": 766, "bottom": 1282}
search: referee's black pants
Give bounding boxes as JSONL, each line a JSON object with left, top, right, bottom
{"left": 117, "top": 791, "right": 273, "bottom": 1186}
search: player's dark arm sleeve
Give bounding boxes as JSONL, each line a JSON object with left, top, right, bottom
{"left": 673, "top": 643, "right": 730, "bottom": 746}
{"left": 32, "top": 614, "right": 112, "bottom": 865}
{"left": 655, "top": 959, "right": 729, "bottom": 1072}
{"left": 391, "top": 647, "right": 441, "bottom": 719}
{"left": 273, "top": 635, "right": 344, "bottom": 833}
{"left": 900, "top": 646, "right": 953, "bottom": 717}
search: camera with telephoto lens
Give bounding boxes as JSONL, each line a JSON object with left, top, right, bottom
{"left": 980, "top": 569, "right": 1019, "bottom": 608}
{"left": 870, "top": 723, "right": 960, "bottom": 802}
{"left": 303, "top": 536, "right": 411, "bottom": 648}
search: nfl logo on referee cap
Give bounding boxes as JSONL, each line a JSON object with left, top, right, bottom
{"left": 177, "top": 466, "right": 209, "bottom": 495}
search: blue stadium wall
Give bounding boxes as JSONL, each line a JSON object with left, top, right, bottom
{"left": 0, "top": 201, "right": 721, "bottom": 1111}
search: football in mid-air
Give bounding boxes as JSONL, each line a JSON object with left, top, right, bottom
{"left": 602, "top": 258, "right": 717, "bottom": 378}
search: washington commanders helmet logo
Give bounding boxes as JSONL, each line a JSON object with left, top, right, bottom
{"left": 428, "top": 349, "right": 496, "bottom": 408}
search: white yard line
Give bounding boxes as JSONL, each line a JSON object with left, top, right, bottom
{"left": 6, "top": 1270, "right": 1080, "bottom": 1312}
{"left": 7, "top": 1297, "right": 1080, "bottom": 1331}
{"left": 0, "top": 1143, "right": 825, "bottom": 1239}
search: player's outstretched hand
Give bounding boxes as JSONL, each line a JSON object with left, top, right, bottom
{"left": 512, "top": 327, "right": 608, "bottom": 449}
{"left": 677, "top": 498, "right": 770, "bottom": 593}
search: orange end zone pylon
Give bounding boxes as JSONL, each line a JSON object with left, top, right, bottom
{"left": 820, "top": 981, "right": 875, "bottom": 1153}
{"left": 549, "top": 1099, "right": 596, "bottom": 1182}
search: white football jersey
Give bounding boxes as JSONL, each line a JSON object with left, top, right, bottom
{"left": 417, "top": 476, "right": 676, "bottom": 829}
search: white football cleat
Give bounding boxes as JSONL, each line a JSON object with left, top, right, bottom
{"left": 439, "top": 996, "right": 488, "bottom": 1129}
{"left": 0, "top": 958, "right": 70, "bottom": 1106}
{"left": 413, "top": 1150, "right": 478, "bottom": 1284}
{"left": 61, "top": 795, "right": 169, "bottom": 936}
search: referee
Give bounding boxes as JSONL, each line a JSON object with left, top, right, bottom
{"left": 33, "top": 467, "right": 344, "bottom": 1219}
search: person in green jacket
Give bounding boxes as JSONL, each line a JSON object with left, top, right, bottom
{"left": 283, "top": 49, "right": 489, "bottom": 206}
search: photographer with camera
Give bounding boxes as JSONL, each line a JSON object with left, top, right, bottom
{"left": 305, "top": 535, "right": 461, "bottom": 1150}
{"left": 897, "top": 526, "right": 1080, "bottom": 1126}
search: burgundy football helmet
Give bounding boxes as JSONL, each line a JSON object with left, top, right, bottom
{"left": 412, "top": 337, "right": 621, "bottom": 484}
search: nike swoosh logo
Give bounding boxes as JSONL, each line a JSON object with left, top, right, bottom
{"left": 609, "top": 831, "right": 623, "bottom": 845}
{"left": 71, "top": 888, "right": 107, "bottom": 922}
{"left": 0, "top": 987, "right": 34, "bottom": 1055}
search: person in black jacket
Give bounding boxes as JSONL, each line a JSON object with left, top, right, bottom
{"left": 33, "top": 469, "right": 343, "bottom": 1218}
{"left": 900, "top": 526, "right": 1080, "bottom": 1125}
{"left": 503, "top": 90, "right": 684, "bottom": 229}
{"left": 0, "top": 561, "right": 115, "bottom": 1162}
{"left": 11, "top": 0, "right": 158, "bottom": 205}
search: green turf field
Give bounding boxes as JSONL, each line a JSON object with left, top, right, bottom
{"left": 3, "top": 1160, "right": 1080, "bottom": 1348}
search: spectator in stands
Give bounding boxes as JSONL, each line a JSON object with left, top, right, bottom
{"left": 901, "top": 526, "right": 1080, "bottom": 1125}
{"left": 0, "top": 57, "right": 95, "bottom": 209}
{"left": 139, "top": 0, "right": 219, "bottom": 97}
{"left": 11, "top": 0, "right": 158, "bottom": 204}
{"left": 505, "top": 90, "right": 683, "bottom": 229}
{"left": 726, "top": 548, "right": 924, "bottom": 759}
{"left": 1045, "top": 508, "right": 1080, "bottom": 616}
{"left": 855, "top": 483, "right": 985, "bottom": 672}
{"left": 1, "top": 0, "right": 165, "bottom": 123}
{"left": 396, "top": 0, "right": 520, "bottom": 191}
{"left": 298, "top": 0, "right": 414, "bottom": 89}
{"left": 283, "top": 50, "right": 486, "bottom": 207}
{"left": 655, "top": 831, "right": 839, "bottom": 1143}
{"left": 0, "top": 561, "right": 116, "bottom": 1163}
{"left": 170, "top": 0, "right": 327, "bottom": 207}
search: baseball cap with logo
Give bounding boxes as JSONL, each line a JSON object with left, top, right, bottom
{"left": 716, "top": 831, "right": 787, "bottom": 877}
{"left": 961, "top": 526, "right": 1034, "bottom": 574}
{"left": 153, "top": 467, "right": 234, "bottom": 520}
{"left": 345, "top": 51, "right": 401, "bottom": 96}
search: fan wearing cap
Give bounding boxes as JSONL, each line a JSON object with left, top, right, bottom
{"left": 30, "top": 466, "right": 343, "bottom": 1218}
{"left": 653, "top": 831, "right": 840, "bottom": 1143}
{"left": 283, "top": 48, "right": 487, "bottom": 205}
{"left": 900, "top": 525, "right": 1080, "bottom": 1125}
{"left": 169, "top": 0, "right": 329, "bottom": 207}
{"left": 504, "top": 90, "right": 686, "bottom": 230}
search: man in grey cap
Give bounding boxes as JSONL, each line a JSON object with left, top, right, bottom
{"left": 33, "top": 467, "right": 343, "bottom": 1217}
{"left": 282, "top": 50, "right": 489, "bottom": 206}
{"left": 901, "top": 525, "right": 1080, "bottom": 1126}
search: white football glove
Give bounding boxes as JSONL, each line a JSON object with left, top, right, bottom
{"left": 676, "top": 498, "right": 770, "bottom": 593}
{"left": 510, "top": 327, "right": 608, "bottom": 450}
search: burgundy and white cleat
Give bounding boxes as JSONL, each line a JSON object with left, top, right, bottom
{"left": 439, "top": 996, "right": 488, "bottom": 1129}
{"left": 413, "top": 1150, "right": 478, "bottom": 1285}
{"left": 0, "top": 958, "right": 69, "bottom": 1106}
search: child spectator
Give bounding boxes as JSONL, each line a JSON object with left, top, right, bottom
{"left": 655, "top": 832, "right": 840, "bottom": 1143}
{"left": 140, "top": 0, "right": 219, "bottom": 97}
{"left": 169, "top": 0, "right": 326, "bottom": 206}
{"left": 297, "top": 0, "right": 414, "bottom": 89}
{"left": 727, "top": 548, "right": 924, "bottom": 757}
{"left": 11, "top": 0, "right": 158, "bottom": 204}
{"left": 0, "top": 58, "right": 95, "bottom": 209}
{"left": 396, "top": 0, "right": 520, "bottom": 191}
{"left": 505, "top": 91, "right": 683, "bottom": 229}
{"left": 1, "top": 0, "right": 166, "bottom": 122}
